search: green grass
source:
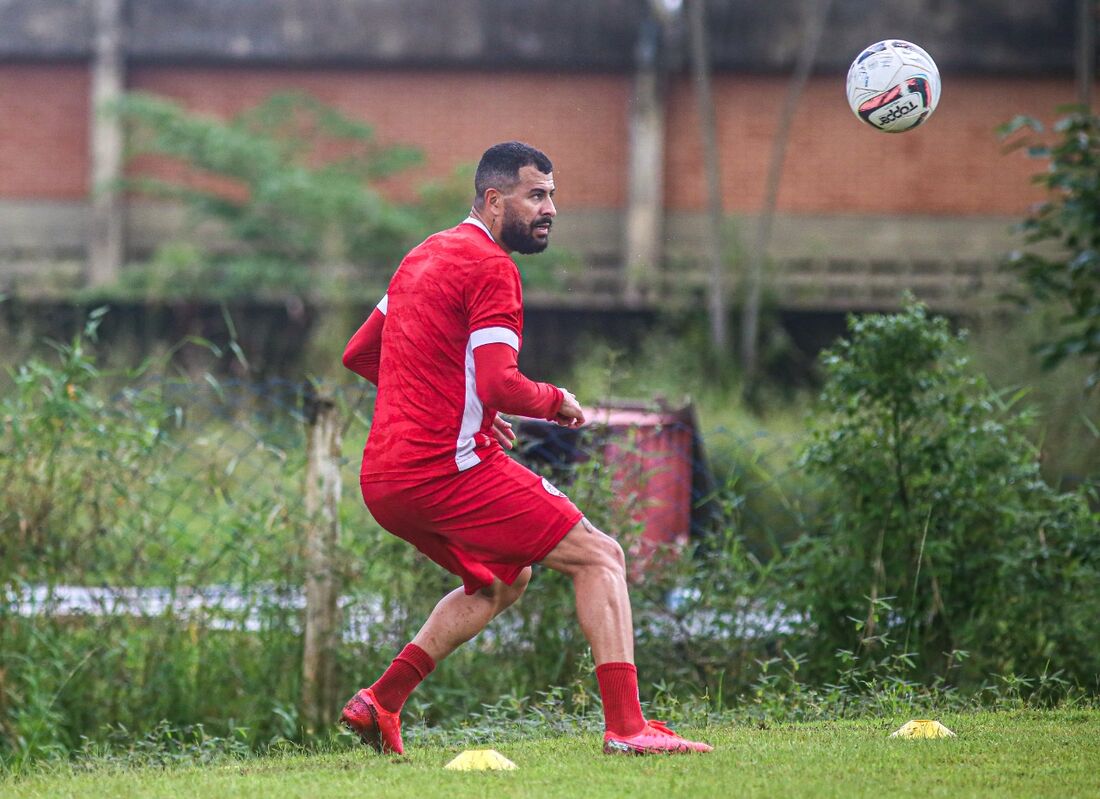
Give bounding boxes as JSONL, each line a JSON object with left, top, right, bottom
{"left": 4, "top": 710, "right": 1099, "bottom": 798}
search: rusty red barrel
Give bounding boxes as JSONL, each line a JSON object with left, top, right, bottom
{"left": 587, "top": 403, "right": 697, "bottom": 571}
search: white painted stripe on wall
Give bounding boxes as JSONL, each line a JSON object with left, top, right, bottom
{"left": 470, "top": 326, "right": 519, "bottom": 351}
{"left": 454, "top": 337, "right": 484, "bottom": 472}
{"left": 376, "top": 294, "right": 389, "bottom": 314}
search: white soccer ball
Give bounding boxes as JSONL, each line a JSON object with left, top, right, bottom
{"left": 845, "top": 39, "right": 941, "bottom": 133}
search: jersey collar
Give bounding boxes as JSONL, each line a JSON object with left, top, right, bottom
{"left": 461, "top": 216, "right": 496, "bottom": 243}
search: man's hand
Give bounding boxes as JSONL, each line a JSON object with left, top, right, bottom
{"left": 492, "top": 413, "right": 517, "bottom": 449}
{"left": 554, "top": 388, "right": 586, "bottom": 428}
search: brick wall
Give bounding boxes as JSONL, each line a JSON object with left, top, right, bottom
{"left": 128, "top": 66, "right": 632, "bottom": 208}
{"left": 0, "top": 63, "right": 89, "bottom": 199}
{"left": 0, "top": 62, "right": 1072, "bottom": 216}
{"left": 665, "top": 75, "right": 1064, "bottom": 215}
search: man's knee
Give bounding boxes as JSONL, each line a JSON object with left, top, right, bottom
{"left": 540, "top": 518, "right": 628, "bottom": 580}
{"left": 598, "top": 533, "right": 627, "bottom": 577}
{"left": 576, "top": 520, "right": 627, "bottom": 578}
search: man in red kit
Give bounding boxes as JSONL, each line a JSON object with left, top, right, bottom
{"left": 339, "top": 141, "right": 712, "bottom": 756}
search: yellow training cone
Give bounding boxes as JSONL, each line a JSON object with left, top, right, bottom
{"left": 890, "top": 719, "right": 956, "bottom": 739}
{"left": 444, "top": 749, "right": 518, "bottom": 771}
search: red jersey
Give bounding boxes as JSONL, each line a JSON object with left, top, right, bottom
{"left": 355, "top": 220, "right": 561, "bottom": 480}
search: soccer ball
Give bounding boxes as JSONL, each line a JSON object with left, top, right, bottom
{"left": 845, "top": 39, "right": 941, "bottom": 133}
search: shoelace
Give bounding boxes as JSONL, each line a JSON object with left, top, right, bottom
{"left": 646, "top": 720, "right": 682, "bottom": 738}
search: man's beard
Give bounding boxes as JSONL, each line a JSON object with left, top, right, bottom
{"left": 500, "top": 209, "right": 552, "bottom": 254}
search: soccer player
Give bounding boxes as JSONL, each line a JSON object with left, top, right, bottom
{"left": 340, "top": 141, "right": 712, "bottom": 756}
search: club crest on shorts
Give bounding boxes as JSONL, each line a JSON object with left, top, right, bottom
{"left": 541, "top": 477, "right": 564, "bottom": 497}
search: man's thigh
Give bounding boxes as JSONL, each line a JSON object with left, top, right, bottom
{"left": 423, "top": 453, "right": 583, "bottom": 563}
{"left": 361, "top": 453, "right": 582, "bottom": 591}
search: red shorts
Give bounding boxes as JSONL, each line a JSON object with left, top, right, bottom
{"left": 360, "top": 452, "right": 583, "bottom": 594}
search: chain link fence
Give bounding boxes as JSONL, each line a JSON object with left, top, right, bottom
{"left": 1, "top": 360, "right": 805, "bottom": 757}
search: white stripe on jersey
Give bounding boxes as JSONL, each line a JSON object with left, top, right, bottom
{"left": 455, "top": 337, "right": 484, "bottom": 472}
{"left": 457, "top": 327, "right": 519, "bottom": 468}
{"left": 470, "top": 326, "right": 519, "bottom": 351}
{"left": 376, "top": 294, "right": 389, "bottom": 315}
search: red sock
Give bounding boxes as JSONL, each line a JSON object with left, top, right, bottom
{"left": 596, "top": 662, "right": 646, "bottom": 737}
{"left": 368, "top": 643, "right": 436, "bottom": 713}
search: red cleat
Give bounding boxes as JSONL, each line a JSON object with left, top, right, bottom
{"left": 603, "top": 720, "right": 714, "bottom": 755}
{"left": 340, "top": 688, "right": 404, "bottom": 755}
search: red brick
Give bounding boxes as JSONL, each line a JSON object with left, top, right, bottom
{"left": 0, "top": 63, "right": 1076, "bottom": 218}
{"left": 0, "top": 63, "right": 90, "bottom": 199}
{"left": 128, "top": 66, "right": 632, "bottom": 207}
{"left": 664, "top": 74, "right": 1068, "bottom": 215}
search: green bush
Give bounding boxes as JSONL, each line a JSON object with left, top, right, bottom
{"left": 108, "top": 92, "right": 475, "bottom": 301}
{"left": 1000, "top": 108, "right": 1100, "bottom": 388}
{"left": 789, "top": 300, "right": 1100, "bottom": 687}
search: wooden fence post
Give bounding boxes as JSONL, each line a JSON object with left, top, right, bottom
{"left": 301, "top": 383, "right": 342, "bottom": 735}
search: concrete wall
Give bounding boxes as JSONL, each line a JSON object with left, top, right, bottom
{"left": 0, "top": 0, "right": 1078, "bottom": 72}
{"left": 0, "top": 0, "right": 1085, "bottom": 304}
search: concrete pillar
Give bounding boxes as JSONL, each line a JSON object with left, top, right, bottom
{"left": 88, "top": 0, "right": 126, "bottom": 288}
{"left": 1078, "top": 0, "right": 1096, "bottom": 109}
{"left": 623, "top": 18, "right": 666, "bottom": 304}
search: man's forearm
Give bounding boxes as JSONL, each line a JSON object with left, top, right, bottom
{"left": 473, "top": 342, "right": 563, "bottom": 419}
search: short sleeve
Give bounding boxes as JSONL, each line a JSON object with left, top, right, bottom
{"left": 465, "top": 257, "right": 523, "bottom": 342}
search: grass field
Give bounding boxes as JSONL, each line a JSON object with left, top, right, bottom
{"left": 3, "top": 710, "right": 1098, "bottom": 798}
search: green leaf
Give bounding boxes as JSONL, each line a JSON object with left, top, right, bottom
{"left": 997, "top": 114, "right": 1044, "bottom": 138}
{"left": 109, "top": 89, "right": 462, "bottom": 300}
{"left": 1002, "top": 107, "right": 1100, "bottom": 386}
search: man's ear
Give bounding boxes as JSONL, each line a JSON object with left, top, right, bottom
{"left": 484, "top": 187, "right": 503, "bottom": 216}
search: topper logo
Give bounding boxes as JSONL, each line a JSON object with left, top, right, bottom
{"left": 877, "top": 99, "right": 919, "bottom": 125}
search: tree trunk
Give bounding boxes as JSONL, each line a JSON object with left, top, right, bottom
{"left": 741, "top": 0, "right": 833, "bottom": 391}
{"left": 687, "top": 0, "right": 728, "bottom": 353}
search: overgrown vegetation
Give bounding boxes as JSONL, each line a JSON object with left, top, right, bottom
{"left": 106, "top": 92, "right": 576, "bottom": 302}
{"left": 110, "top": 92, "right": 467, "bottom": 300}
{"left": 3, "top": 300, "right": 1098, "bottom": 772}
{"left": 791, "top": 302, "right": 1099, "bottom": 686}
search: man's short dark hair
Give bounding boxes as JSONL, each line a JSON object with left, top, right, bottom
{"left": 473, "top": 141, "right": 553, "bottom": 206}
